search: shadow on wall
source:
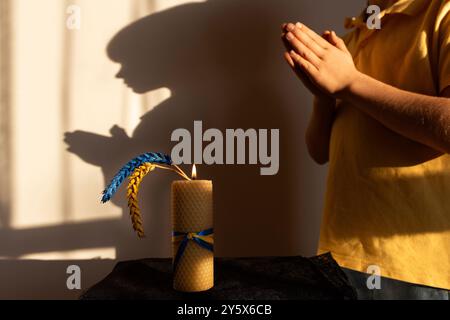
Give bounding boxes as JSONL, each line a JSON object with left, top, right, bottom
{"left": 64, "top": 0, "right": 336, "bottom": 260}
{"left": 1, "top": 0, "right": 368, "bottom": 298}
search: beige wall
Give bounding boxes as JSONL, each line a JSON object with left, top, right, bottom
{"left": 0, "top": 0, "right": 364, "bottom": 299}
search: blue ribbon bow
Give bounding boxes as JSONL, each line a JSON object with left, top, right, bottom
{"left": 172, "top": 228, "right": 214, "bottom": 272}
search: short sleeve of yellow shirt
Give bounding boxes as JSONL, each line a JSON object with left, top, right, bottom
{"left": 439, "top": 10, "right": 450, "bottom": 93}
{"left": 319, "top": 0, "right": 450, "bottom": 290}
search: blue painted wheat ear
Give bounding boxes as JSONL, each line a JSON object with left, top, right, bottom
{"left": 101, "top": 152, "right": 172, "bottom": 203}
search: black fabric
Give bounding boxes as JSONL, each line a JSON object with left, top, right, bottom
{"left": 342, "top": 268, "right": 450, "bottom": 300}
{"left": 80, "top": 253, "right": 356, "bottom": 300}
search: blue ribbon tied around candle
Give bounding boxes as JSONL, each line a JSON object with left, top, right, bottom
{"left": 172, "top": 228, "right": 214, "bottom": 271}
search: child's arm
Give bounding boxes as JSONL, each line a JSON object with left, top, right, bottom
{"left": 305, "top": 96, "right": 335, "bottom": 165}
{"left": 284, "top": 22, "right": 450, "bottom": 154}
{"left": 341, "top": 73, "right": 450, "bottom": 153}
{"left": 282, "top": 29, "right": 337, "bottom": 164}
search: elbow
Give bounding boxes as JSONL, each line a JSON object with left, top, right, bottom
{"left": 315, "top": 156, "right": 329, "bottom": 165}
{"left": 311, "top": 153, "right": 329, "bottom": 165}
{"left": 305, "top": 140, "right": 329, "bottom": 165}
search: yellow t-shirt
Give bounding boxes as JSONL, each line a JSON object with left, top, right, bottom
{"left": 318, "top": 0, "right": 450, "bottom": 289}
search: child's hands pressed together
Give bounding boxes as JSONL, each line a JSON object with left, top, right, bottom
{"left": 281, "top": 22, "right": 358, "bottom": 97}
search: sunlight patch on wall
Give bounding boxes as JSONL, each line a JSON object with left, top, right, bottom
{"left": 7, "top": 0, "right": 208, "bottom": 253}
{"left": 17, "top": 247, "right": 116, "bottom": 260}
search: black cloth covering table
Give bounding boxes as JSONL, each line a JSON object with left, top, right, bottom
{"left": 80, "top": 253, "right": 356, "bottom": 300}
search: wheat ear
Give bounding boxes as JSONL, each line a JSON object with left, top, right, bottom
{"left": 102, "top": 152, "right": 172, "bottom": 203}
{"left": 127, "top": 163, "right": 156, "bottom": 238}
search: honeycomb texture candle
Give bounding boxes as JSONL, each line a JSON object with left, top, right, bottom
{"left": 172, "top": 180, "right": 214, "bottom": 292}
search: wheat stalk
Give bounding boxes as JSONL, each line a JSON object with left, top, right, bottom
{"left": 127, "top": 163, "right": 156, "bottom": 238}
{"left": 153, "top": 164, "right": 192, "bottom": 181}
{"left": 101, "top": 151, "right": 192, "bottom": 238}
{"left": 102, "top": 152, "right": 172, "bottom": 203}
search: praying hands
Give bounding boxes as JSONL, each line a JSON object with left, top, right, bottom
{"left": 282, "top": 22, "right": 357, "bottom": 98}
{"left": 281, "top": 22, "right": 450, "bottom": 156}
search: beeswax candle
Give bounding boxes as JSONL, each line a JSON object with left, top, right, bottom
{"left": 171, "top": 175, "right": 213, "bottom": 292}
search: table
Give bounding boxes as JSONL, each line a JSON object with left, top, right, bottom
{"left": 80, "top": 253, "right": 356, "bottom": 300}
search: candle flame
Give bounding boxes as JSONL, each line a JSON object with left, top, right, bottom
{"left": 192, "top": 164, "right": 197, "bottom": 180}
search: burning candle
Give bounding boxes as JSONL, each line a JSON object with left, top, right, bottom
{"left": 171, "top": 165, "right": 214, "bottom": 292}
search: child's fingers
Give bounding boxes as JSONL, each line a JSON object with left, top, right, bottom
{"left": 287, "top": 23, "right": 325, "bottom": 58}
{"left": 281, "top": 32, "right": 292, "bottom": 51}
{"left": 289, "top": 50, "right": 319, "bottom": 78}
{"left": 285, "top": 32, "right": 321, "bottom": 68}
{"left": 322, "top": 30, "right": 333, "bottom": 44}
{"left": 331, "top": 31, "right": 350, "bottom": 53}
{"left": 295, "top": 22, "right": 331, "bottom": 49}
{"left": 284, "top": 51, "right": 295, "bottom": 68}
{"left": 321, "top": 30, "right": 350, "bottom": 53}
{"left": 284, "top": 51, "right": 313, "bottom": 89}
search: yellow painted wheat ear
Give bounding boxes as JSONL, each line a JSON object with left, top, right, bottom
{"left": 104, "top": 152, "right": 190, "bottom": 238}
{"left": 127, "top": 163, "right": 156, "bottom": 238}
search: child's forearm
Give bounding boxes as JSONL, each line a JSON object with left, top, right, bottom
{"left": 340, "top": 72, "right": 450, "bottom": 154}
{"left": 305, "top": 96, "right": 336, "bottom": 164}
{"left": 283, "top": 22, "right": 450, "bottom": 154}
